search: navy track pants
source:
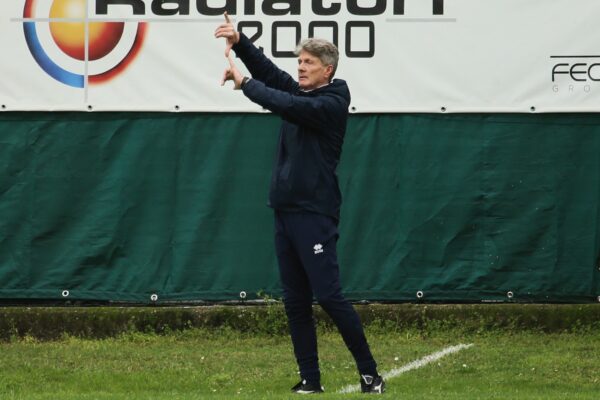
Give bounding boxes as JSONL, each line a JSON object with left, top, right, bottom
{"left": 274, "top": 210, "right": 377, "bottom": 383}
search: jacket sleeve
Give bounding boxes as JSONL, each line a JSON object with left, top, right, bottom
{"left": 242, "top": 79, "right": 347, "bottom": 132}
{"left": 232, "top": 33, "right": 298, "bottom": 93}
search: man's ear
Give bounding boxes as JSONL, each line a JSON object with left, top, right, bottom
{"left": 325, "top": 65, "right": 334, "bottom": 81}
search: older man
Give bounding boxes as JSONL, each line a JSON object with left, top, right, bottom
{"left": 215, "top": 13, "right": 384, "bottom": 394}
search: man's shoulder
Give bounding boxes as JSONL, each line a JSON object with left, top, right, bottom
{"left": 316, "top": 79, "right": 350, "bottom": 105}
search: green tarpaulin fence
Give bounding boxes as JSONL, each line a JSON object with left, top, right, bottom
{"left": 0, "top": 112, "right": 598, "bottom": 303}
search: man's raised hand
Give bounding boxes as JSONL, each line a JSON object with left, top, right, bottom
{"left": 221, "top": 53, "right": 244, "bottom": 90}
{"left": 214, "top": 12, "right": 239, "bottom": 57}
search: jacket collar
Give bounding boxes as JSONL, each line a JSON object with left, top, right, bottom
{"left": 300, "top": 82, "right": 331, "bottom": 93}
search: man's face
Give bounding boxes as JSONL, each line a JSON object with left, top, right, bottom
{"left": 297, "top": 50, "right": 333, "bottom": 90}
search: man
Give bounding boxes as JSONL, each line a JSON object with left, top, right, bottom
{"left": 215, "top": 13, "right": 384, "bottom": 394}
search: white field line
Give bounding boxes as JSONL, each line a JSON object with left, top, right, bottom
{"left": 338, "top": 343, "right": 474, "bottom": 394}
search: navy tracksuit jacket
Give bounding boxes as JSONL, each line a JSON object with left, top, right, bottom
{"left": 233, "top": 34, "right": 347, "bottom": 220}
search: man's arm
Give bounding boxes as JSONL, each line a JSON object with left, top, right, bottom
{"left": 242, "top": 78, "right": 347, "bottom": 133}
{"left": 218, "top": 21, "right": 347, "bottom": 131}
{"left": 215, "top": 14, "right": 297, "bottom": 93}
{"left": 232, "top": 34, "right": 298, "bottom": 93}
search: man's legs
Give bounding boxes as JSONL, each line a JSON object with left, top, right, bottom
{"left": 274, "top": 211, "right": 320, "bottom": 384}
{"left": 281, "top": 211, "right": 378, "bottom": 377}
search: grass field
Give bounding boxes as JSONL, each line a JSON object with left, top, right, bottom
{"left": 1, "top": 324, "right": 598, "bottom": 399}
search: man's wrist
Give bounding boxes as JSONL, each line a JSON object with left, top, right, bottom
{"left": 241, "top": 76, "right": 250, "bottom": 89}
{"left": 231, "top": 32, "right": 244, "bottom": 51}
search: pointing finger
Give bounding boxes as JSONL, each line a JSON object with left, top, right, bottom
{"left": 227, "top": 53, "right": 236, "bottom": 69}
{"left": 224, "top": 11, "right": 231, "bottom": 24}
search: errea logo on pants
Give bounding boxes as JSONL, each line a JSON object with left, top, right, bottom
{"left": 313, "top": 244, "right": 324, "bottom": 254}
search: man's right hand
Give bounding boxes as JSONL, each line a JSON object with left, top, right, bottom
{"left": 214, "top": 12, "right": 240, "bottom": 57}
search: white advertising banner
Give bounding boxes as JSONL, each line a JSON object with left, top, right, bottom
{"left": 1, "top": 0, "right": 600, "bottom": 112}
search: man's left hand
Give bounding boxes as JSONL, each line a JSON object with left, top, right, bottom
{"left": 221, "top": 54, "right": 244, "bottom": 90}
